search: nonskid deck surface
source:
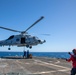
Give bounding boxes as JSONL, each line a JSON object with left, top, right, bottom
{"left": 0, "top": 57, "right": 72, "bottom": 75}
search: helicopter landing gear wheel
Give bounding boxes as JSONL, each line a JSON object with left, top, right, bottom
{"left": 8, "top": 48, "right": 11, "bottom": 50}
{"left": 29, "top": 46, "right": 32, "bottom": 49}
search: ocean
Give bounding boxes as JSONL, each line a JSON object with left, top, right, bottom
{"left": 0, "top": 51, "right": 70, "bottom": 59}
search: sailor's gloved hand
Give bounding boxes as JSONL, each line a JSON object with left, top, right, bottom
{"left": 68, "top": 52, "right": 71, "bottom": 55}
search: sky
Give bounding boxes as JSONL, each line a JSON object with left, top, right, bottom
{"left": 0, "top": 0, "right": 76, "bottom": 52}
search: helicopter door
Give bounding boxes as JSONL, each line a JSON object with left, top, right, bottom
{"left": 21, "top": 37, "right": 25, "bottom": 44}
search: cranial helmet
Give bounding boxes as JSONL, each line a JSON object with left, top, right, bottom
{"left": 73, "top": 48, "right": 76, "bottom": 53}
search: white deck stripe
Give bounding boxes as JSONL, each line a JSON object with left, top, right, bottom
{"left": 32, "top": 71, "right": 56, "bottom": 74}
{"left": 34, "top": 59, "right": 70, "bottom": 69}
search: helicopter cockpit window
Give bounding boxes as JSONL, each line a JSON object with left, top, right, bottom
{"left": 7, "top": 35, "right": 14, "bottom": 40}
{"left": 33, "top": 37, "right": 35, "bottom": 39}
{"left": 33, "top": 36, "right": 39, "bottom": 40}
{"left": 35, "top": 37, "right": 39, "bottom": 40}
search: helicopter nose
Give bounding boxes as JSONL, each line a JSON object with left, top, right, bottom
{"left": 44, "top": 40, "right": 46, "bottom": 42}
{"left": 38, "top": 40, "right": 46, "bottom": 44}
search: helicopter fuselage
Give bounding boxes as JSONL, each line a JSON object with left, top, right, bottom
{"left": 0, "top": 34, "right": 46, "bottom": 49}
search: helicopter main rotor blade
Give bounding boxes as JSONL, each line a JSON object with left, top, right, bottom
{"left": 41, "top": 34, "right": 50, "bottom": 36}
{"left": 24, "top": 16, "right": 44, "bottom": 32}
{"left": 29, "top": 33, "right": 50, "bottom": 36}
{"left": 0, "top": 26, "right": 21, "bottom": 33}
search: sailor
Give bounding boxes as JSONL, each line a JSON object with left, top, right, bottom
{"left": 27, "top": 50, "right": 29, "bottom": 58}
{"left": 23, "top": 50, "right": 26, "bottom": 58}
{"left": 66, "top": 49, "right": 76, "bottom": 75}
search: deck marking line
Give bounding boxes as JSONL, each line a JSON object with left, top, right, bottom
{"left": 58, "top": 69, "right": 71, "bottom": 71}
{"left": 32, "top": 71, "right": 56, "bottom": 74}
{"left": 55, "top": 60, "right": 60, "bottom": 64}
{"left": 34, "top": 59, "right": 70, "bottom": 69}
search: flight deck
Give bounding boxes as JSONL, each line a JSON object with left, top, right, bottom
{"left": 0, "top": 56, "right": 72, "bottom": 75}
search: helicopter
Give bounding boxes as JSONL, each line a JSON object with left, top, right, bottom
{"left": 0, "top": 16, "right": 46, "bottom": 50}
